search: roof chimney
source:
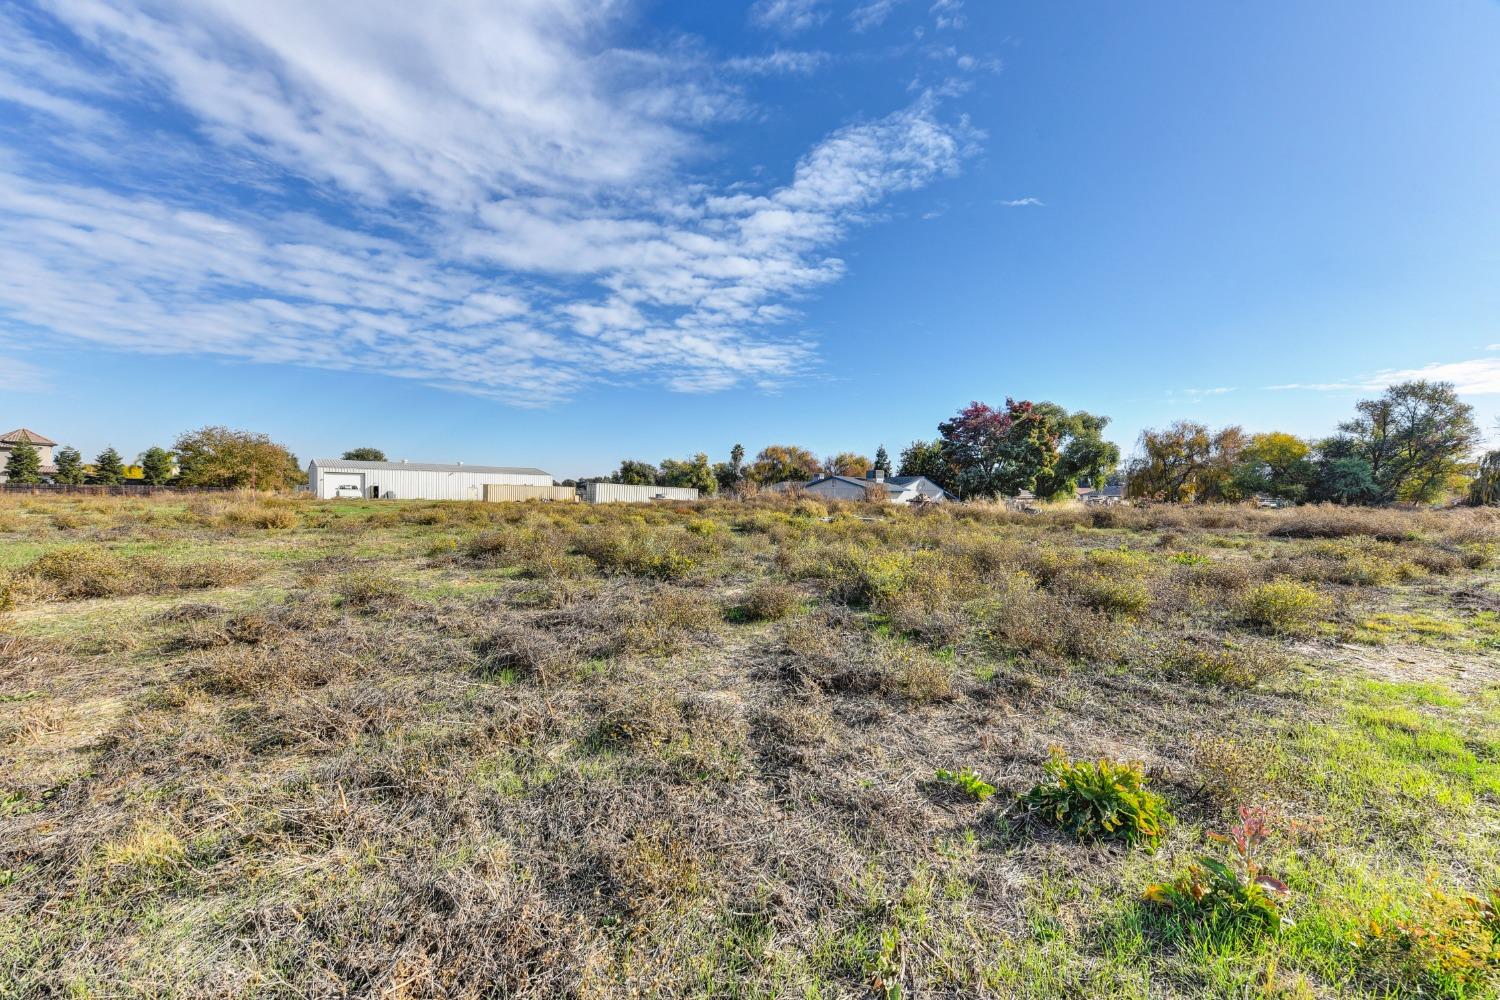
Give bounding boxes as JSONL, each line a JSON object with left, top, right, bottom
{"left": 874, "top": 468, "right": 885, "bottom": 483}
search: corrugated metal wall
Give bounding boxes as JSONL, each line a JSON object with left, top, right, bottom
{"left": 582, "top": 483, "right": 700, "bottom": 504}
{"left": 308, "top": 462, "right": 553, "bottom": 500}
{"left": 482, "top": 484, "right": 577, "bottom": 502}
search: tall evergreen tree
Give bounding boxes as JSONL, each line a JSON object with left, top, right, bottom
{"left": 3, "top": 441, "right": 43, "bottom": 484}
{"left": 92, "top": 446, "right": 126, "bottom": 485}
{"left": 139, "top": 447, "right": 175, "bottom": 485}
{"left": 53, "top": 445, "right": 84, "bottom": 485}
{"left": 872, "top": 445, "right": 892, "bottom": 475}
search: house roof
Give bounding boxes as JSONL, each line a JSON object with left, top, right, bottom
{"left": 806, "top": 474, "right": 907, "bottom": 494}
{"left": 1, "top": 428, "right": 57, "bottom": 446}
{"left": 310, "top": 459, "right": 550, "bottom": 476}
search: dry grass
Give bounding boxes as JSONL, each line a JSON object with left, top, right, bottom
{"left": 1, "top": 494, "right": 1498, "bottom": 998}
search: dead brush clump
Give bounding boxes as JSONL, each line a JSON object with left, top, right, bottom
{"left": 735, "top": 579, "right": 803, "bottom": 622}
{"left": 1267, "top": 504, "right": 1417, "bottom": 542}
{"left": 774, "top": 610, "right": 955, "bottom": 702}
{"left": 612, "top": 825, "right": 710, "bottom": 908}
{"left": 774, "top": 608, "right": 879, "bottom": 693}
{"left": 750, "top": 687, "right": 833, "bottom": 752}
{"left": 589, "top": 684, "right": 748, "bottom": 779}
{"left": 470, "top": 524, "right": 595, "bottom": 578}
{"left": 163, "top": 595, "right": 338, "bottom": 651}
{"left": 6, "top": 545, "right": 261, "bottom": 603}
{"left": 617, "top": 586, "right": 720, "bottom": 655}
{"left": 877, "top": 558, "right": 984, "bottom": 647}
{"left": 331, "top": 570, "right": 406, "bottom": 611}
{"left": 178, "top": 639, "right": 350, "bottom": 697}
{"left": 979, "top": 571, "right": 1123, "bottom": 663}
{"left": 1160, "top": 635, "right": 1292, "bottom": 689}
{"left": 473, "top": 620, "right": 573, "bottom": 683}
{"left": 574, "top": 523, "right": 701, "bottom": 580}
{"left": 1190, "top": 735, "right": 1279, "bottom": 807}
{"left": 219, "top": 501, "right": 300, "bottom": 530}
{"left": 1292, "top": 539, "right": 1418, "bottom": 587}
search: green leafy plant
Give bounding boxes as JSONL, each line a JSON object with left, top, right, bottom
{"left": 1020, "top": 750, "right": 1170, "bottom": 850}
{"left": 1353, "top": 878, "right": 1500, "bottom": 993}
{"left": 935, "top": 767, "right": 996, "bottom": 802}
{"left": 1144, "top": 805, "right": 1290, "bottom": 942}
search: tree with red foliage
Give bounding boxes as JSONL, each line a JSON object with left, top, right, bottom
{"left": 937, "top": 398, "right": 1118, "bottom": 500}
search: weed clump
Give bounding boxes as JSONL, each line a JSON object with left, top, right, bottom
{"left": 1241, "top": 580, "right": 1329, "bottom": 635}
{"left": 736, "top": 581, "right": 801, "bottom": 622}
{"left": 1021, "top": 750, "right": 1170, "bottom": 850}
{"left": 9, "top": 545, "right": 259, "bottom": 602}
{"left": 1165, "top": 637, "right": 1290, "bottom": 689}
{"left": 1144, "top": 806, "right": 1290, "bottom": 945}
{"left": 935, "top": 767, "right": 996, "bottom": 802}
{"left": 1354, "top": 880, "right": 1500, "bottom": 994}
{"left": 576, "top": 525, "right": 699, "bottom": 580}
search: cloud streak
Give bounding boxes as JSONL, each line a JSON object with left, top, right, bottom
{"left": 0, "top": 1, "right": 972, "bottom": 405}
{"left": 1268, "top": 357, "right": 1500, "bottom": 395}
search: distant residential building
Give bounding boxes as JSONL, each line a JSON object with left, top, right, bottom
{"left": 0, "top": 428, "right": 58, "bottom": 483}
{"left": 768, "top": 469, "right": 956, "bottom": 504}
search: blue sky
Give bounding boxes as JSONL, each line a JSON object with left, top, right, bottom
{"left": 2, "top": 0, "right": 1498, "bottom": 479}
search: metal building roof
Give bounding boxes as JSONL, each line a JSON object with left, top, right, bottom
{"left": 310, "top": 459, "right": 550, "bottom": 476}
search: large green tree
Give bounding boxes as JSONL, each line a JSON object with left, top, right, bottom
{"left": 3, "top": 441, "right": 43, "bottom": 484}
{"left": 822, "top": 452, "right": 872, "bottom": 477}
{"left": 613, "top": 460, "right": 660, "bottom": 486}
{"left": 897, "top": 439, "right": 954, "bottom": 489}
{"left": 1469, "top": 450, "right": 1500, "bottom": 507}
{"left": 660, "top": 453, "right": 717, "bottom": 494}
{"left": 52, "top": 445, "right": 84, "bottom": 485}
{"left": 872, "top": 445, "right": 892, "bottom": 476}
{"left": 92, "top": 447, "right": 125, "bottom": 485}
{"left": 746, "top": 445, "right": 820, "bottom": 485}
{"left": 1125, "top": 422, "right": 1246, "bottom": 502}
{"left": 936, "top": 399, "right": 1118, "bottom": 500}
{"left": 341, "top": 447, "right": 386, "bottom": 462}
{"left": 1339, "top": 380, "right": 1480, "bottom": 503}
{"left": 174, "top": 426, "right": 304, "bottom": 490}
{"left": 1232, "top": 432, "right": 1315, "bottom": 501}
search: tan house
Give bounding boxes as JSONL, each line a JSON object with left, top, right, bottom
{"left": 0, "top": 428, "right": 58, "bottom": 482}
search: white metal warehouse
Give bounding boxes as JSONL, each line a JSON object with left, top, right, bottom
{"left": 306, "top": 459, "right": 553, "bottom": 500}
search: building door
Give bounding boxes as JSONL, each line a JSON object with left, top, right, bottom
{"left": 322, "top": 472, "right": 364, "bottom": 498}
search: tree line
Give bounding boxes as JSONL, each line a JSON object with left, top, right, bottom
{"left": 3, "top": 427, "right": 306, "bottom": 491}
{"left": 1125, "top": 381, "right": 1493, "bottom": 505}
{"left": 589, "top": 379, "right": 1496, "bottom": 506}
{"left": 589, "top": 398, "right": 1120, "bottom": 500}
{"left": 8, "top": 379, "right": 1494, "bottom": 505}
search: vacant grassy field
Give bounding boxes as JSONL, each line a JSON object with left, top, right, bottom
{"left": 1, "top": 493, "right": 1497, "bottom": 999}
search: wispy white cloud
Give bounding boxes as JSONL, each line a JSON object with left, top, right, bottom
{"left": 748, "top": 0, "right": 827, "bottom": 36}
{"left": 930, "top": 0, "right": 965, "bottom": 30}
{"left": 724, "top": 49, "right": 830, "bottom": 76}
{"left": 1184, "top": 387, "right": 1235, "bottom": 397}
{"left": 851, "top": 0, "right": 910, "bottom": 31}
{"left": 0, "top": 2, "right": 973, "bottom": 405}
{"left": 999, "top": 197, "right": 1043, "bottom": 207}
{"left": 1268, "top": 357, "right": 1500, "bottom": 395}
{"left": 0, "top": 357, "right": 52, "bottom": 393}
